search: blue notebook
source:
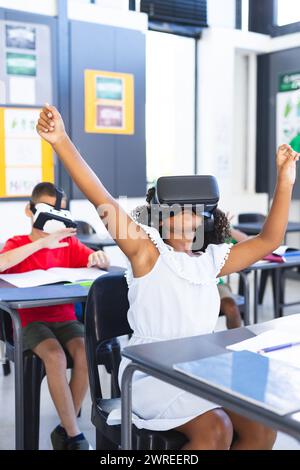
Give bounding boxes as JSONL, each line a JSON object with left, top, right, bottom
{"left": 174, "top": 350, "right": 300, "bottom": 416}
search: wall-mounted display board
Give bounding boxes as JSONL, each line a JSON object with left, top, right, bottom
{"left": 0, "top": 107, "right": 54, "bottom": 198}
{"left": 277, "top": 72, "right": 300, "bottom": 152}
{"left": 70, "top": 20, "right": 146, "bottom": 199}
{"left": 256, "top": 47, "right": 300, "bottom": 199}
{"left": 0, "top": 20, "right": 52, "bottom": 106}
{"left": 84, "top": 69, "right": 134, "bottom": 134}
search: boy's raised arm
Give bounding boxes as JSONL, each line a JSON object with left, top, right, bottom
{"left": 36, "top": 105, "right": 158, "bottom": 274}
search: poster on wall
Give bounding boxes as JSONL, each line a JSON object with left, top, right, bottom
{"left": 85, "top": 70, "right": 134, "bottom": 134}
{"left": 6, "top": 24, "right": 36, "bottom": 49}
{"left": 0, "top": 107, "right": 54, "bottom": 198}
{"left": 6, "top": 52, "right": 37, "bottom": 76}
{"left": 277, "top": 72, "right": 300, "bottom": 152}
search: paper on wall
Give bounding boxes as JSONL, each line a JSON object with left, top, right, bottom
{"left": 4, "top": 108, "right": 39, "bottom": 138}
{"left": 5, "top": 137, "right": 41, "bottom": 166}
{"left": 9, "top": 76, "right": 36, "bottom": 105}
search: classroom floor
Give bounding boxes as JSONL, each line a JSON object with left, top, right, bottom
{"left": 1, "top": 273, "right": 300, "bottom": 450}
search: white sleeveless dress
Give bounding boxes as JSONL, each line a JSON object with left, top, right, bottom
{"left": 107, "top": 224, "right": 232, "bottom": 430}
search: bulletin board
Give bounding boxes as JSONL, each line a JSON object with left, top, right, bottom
{"left": 277, "top": 71, "right": 300, "bottom": 152}
{"left": 0, "top": 19, "right": 53, "bottom": 106}
{"left": 256, "top": 47, "right": 300, "bottom": 199}
{"left": 0, "top": 107, "right": 54, "bottom": 198}
{"left": 84, "top": 69, "right": 134, "bottom": 134}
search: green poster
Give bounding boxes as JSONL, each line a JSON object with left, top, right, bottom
{"left": 6, "top": 52, "right": 37, "bottom": 76}
{"left": 96, "top": 76, "right": 123, "bottom": 100}
{"left": 279, "top": 72, "right": 300, "bottom": 92}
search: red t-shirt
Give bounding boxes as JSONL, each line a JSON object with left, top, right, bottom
{"left": 1, "top": 235, "right": 93, "bottom": 327}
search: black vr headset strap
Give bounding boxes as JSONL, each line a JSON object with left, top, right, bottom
{"left": 54, "top": 187, "right": 64, "bottom": 211}
{"left": 29, "top": 201, "right": 36, "bottom": 214}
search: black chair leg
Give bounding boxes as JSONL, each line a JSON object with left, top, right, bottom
{"left": 2, "top": 359, "right": 11, "bottom": 376}
{"left": 23, "top": 354, "right": 45, "bottom": 450}
{"left": 96, "top": 429, "right": 118, "bottom": 450}
{"left": 279, "top": 270, "right": 286, "bottom": 317}
{"left": 110, "top": 343, "right": 122, "bottom": 398}
{"left": 258, "top": 270, "right": 270, "bottom": 305}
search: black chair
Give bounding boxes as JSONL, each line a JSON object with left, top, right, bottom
{"left": 238, "top": 213, "right": 266, "bottom": 224}
{"left": 84, "top": 272, "right": 187, "bottom": 450}
{"left": 75, "top": 220, "right": 96, "bottom": 235}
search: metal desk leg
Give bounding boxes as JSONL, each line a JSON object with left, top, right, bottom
{"left": 239, "top": 272, "right": 250, "bottom": 325}
{"left": 11, "top": 308, "right": 24, "bottom": 450}
{"left": 0, "top": 302, "right": 24, "bottom": 450}
{"left": 121, "top": 363, "right": 137, "bottom": 450}
{"left": 274, "top": 269, "right": 281, "bottom": 319}
{"left": 0, "top": 304, "right": 24, "bottom": 449}
{"left": 254, "top": 270, "right": 259, "bottom": 324}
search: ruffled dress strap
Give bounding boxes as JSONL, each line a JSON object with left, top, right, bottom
{"left": 125, "top": 223, "right": 171, "bottom": 285}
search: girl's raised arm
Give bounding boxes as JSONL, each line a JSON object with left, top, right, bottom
{"left": 219, "top": 144, "right": 299, "bottom": 276}
{"left": 36, "top": 105, "right": 158, "bottom": 277}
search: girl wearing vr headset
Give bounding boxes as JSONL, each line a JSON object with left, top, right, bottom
{"left": 37, "top": 105, "right": 299, "bottom": 450}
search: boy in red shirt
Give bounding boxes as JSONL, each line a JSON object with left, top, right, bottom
{"left": 0, "top": 182, "right": 109, "bottom": 450}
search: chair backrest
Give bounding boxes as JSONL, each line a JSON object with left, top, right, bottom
{"left": 84, "top": 271, "right": 131, "bottom": 401}
{"left": 238, "top": 213, "right": 266, "bottom": 223}
{"left": 75, "top": 220, "right": 96, "bottom": 235}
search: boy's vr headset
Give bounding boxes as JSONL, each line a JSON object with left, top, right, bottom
{"left": 153, "top": 175, "right": 220, "bottom": 233}
{"left": 30, "top": 187, "right": 77, "bottom": 234}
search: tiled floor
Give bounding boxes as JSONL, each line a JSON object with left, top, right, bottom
{"left": 1, "top": 274, "right": 300, "bottom": 450}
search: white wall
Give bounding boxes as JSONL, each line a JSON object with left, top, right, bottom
{"left": 146, "top": 31, "right": 195, "bottom": 185}
{"left": 207, "top": 0, "right": 236, "bottom": 29}
{"left": 197, "top": 28, "right": 270, "bottom": 218}
{"left": 0, "top": 0, "right": 57, "bottom": 15}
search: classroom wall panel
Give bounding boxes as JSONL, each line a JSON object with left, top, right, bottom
{"left": 69, "top": 20, "right": 146, "bottom": 199}
{"left": 114, "top": 27, "right": 146, "bottom": 197}
{"left": 70, "top": 21, "right": 116, "bottom": 198}
{"left": 256, "top": 47, "right": 300, "bottom": 199}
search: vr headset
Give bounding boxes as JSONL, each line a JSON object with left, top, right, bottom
{"left": 30, "top": 187, "right": 77, "bottom": 234}
{"left": 151, "top": 175, "right": 219, "bottom": 233}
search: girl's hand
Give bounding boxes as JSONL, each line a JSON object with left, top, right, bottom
{"left": 36, "top": 104, "right": 67, "bottom": 145}
{"left": 277, "top": 144, "right": 300, "bottom": 186}
{"left": 40, "top": 228, "right": 77, "bottom": 249}
{"left": 87, "top": 250, "right": 110, "bottom": 269}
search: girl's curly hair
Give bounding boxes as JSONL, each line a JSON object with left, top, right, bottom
{"left": 131, "top": 187, "right": 156, "bottom": 226}
{"left": 201, "top": 208, "right": 231, "bottom": 251}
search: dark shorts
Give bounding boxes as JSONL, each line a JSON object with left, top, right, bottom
{"left": 23, "top": 320, "right": 84, "bottom": 351}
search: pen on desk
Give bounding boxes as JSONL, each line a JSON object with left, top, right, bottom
{"left": 258, "top": 341, "right": 300, "bottom": 354}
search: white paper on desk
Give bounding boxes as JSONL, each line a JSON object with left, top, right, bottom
{"left": 227, "top": 330, "right": 300, "bottom": 369}
{"left": 273, "top": 245, "right": 289, "bottom": 256}
{"left": 0, "top": 267, "right": 106, "bottom": 288}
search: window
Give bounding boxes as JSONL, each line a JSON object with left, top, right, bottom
{"left": 276, "top": 0, "right": 300, "bottom": 26}
{"left": 241, "top": 0, "right": 249, "bottom": 30}
{"left": 146, "top": 31, "right": 195, "bottom": 185}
